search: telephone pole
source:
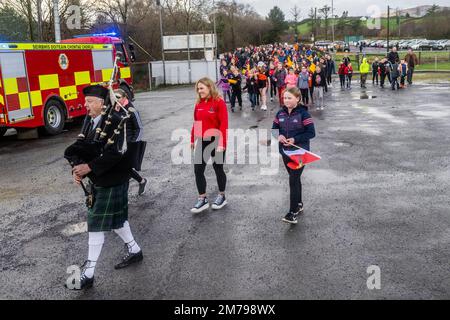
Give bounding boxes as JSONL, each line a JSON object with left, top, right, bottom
{"left": 331, "top": 0, "right": 335, "bottom": 43}
{"left": 157, "top": 0, "right": 166, "bottom": 85}
{"left": 53, "top": 0, "right": 61, "bottom": 42}
{"left": 213, "top": 0, "right": 218, "bottom": 81}
{"left": 387, "top": 6, "right": 390, "bottom": 53}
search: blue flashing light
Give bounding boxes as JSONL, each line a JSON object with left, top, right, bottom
{"left": 74, "top": 32, "right": 118, "bottom": 38}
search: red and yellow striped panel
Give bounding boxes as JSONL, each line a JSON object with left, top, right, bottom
{"left": 1, "top": 66, "right": 131, "bottom": 111}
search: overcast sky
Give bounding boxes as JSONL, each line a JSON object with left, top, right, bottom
{"left": 239, "top": 0, "right": 450, "bottom": 19}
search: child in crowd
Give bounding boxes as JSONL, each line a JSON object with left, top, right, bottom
{"left": 346, "top": 63, "right": 353, "bottom": 89}
{"left": 229, "top": 68, "right": 243, "bottom": 112}
{"left": 399, "top": 59, "right": 408, "bottom": 89}
{"left": 285, "top": 67, "right": 298, "bottom": 89}
{"left": 243, "top": 70, "right": 259, "bottom": 111}
{"left": 217, "top": 70, "right": 231, "bottom": 104}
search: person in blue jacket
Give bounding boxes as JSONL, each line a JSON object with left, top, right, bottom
{"left": 272, "top": 87, "right": 316, "bottom": 224}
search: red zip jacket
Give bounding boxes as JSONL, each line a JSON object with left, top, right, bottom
{"left": 191, "top": 97, "right": 228, "bottom": 149}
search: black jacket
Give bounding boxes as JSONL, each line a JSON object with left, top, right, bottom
{"left": 387, "top": 51, "right": 400, "bottom": 64}
{"left": 272, "top": 104, "right": 316, "bottom": 152}
{"left": 117, "top": 101, "right": 143, "bottom": 143}
{"left": 312, "top": 71, "right": 327, "bottom": 87}
{"left": 243, "top": 77, "right": 259, "bottom": 94}
{"left": 228, "top": 74, "right": 242, "bottom": 92}
{"left": 65, "top": 111, "right": 131, "bottom": 188}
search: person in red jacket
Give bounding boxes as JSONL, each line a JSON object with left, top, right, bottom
{"left": 190, "top": 77, "right": 229, "bottom": 213}
{"left": 338, "top": 61, "right": 346, "bottom": 89}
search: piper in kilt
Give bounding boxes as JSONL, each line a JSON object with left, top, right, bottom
{"left": 65, "top": 85, "right": 143, "bottom": 290}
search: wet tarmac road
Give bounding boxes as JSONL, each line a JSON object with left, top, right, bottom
{"left": 1, "top": 80, "right": 450, "bottom": 299}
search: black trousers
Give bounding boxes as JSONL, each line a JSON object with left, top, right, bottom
{"left": 346, "top": 75, "right": 352, "bottom": 88}
{"left": 231, "top": 90, "right": 242, "bottom": 109}
{"left": 270, "top": 81, "right": 277, "bottom": 98}
{"left": 309, "top": 86, "right": 314, "bottom": 102}
{"left": 339, "top": 75, "right": 345, "bottom": 87}
{"left": 407, "top": 67, "right": 414, "bottom": 84}
{"left": 282, "top": 155, "right": 305, "bottom": 212}
{"left": 372, "top": 72, "right": 379, "bottom": 84}
{"left": 300, "top": 88, "right": 309, "bottom": 105}
{"left": 380, "top": 73, "right": 387, "bottom": 87}
{"left": 194, "top": 137, "right": 227, "bottom": 195}
{"left": 326, "top": 74, "right": 332, "bottom": 85}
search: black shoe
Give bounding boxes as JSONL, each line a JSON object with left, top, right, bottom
{"left": 231, "top": 108, "right": 235, "bottom": 113}
{"left": 115, "top": 247, "right": 143, "bottom": 270}
{"left": 240, "top": 106, "right": 242, "bottom": 110}
{"left": 282, "top": 212, "right": 298, "bottom": 224}
{"left": 296, "top": 202, "right": 304, "bottom": 214}
{"left": 211, "top": 194, "right": 227, "bottom": 210}
{"left": 190, "top": 197, "right": 209, "bottom": 213}
{"left": 138, "top": 178, "right": 148, "bottom": 196}
{"left": 65, "top": 261, "right": 95, "bottom": 290}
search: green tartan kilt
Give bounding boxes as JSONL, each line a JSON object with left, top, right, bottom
{"left": 87, "top": 182, "right": 129, "bottom": 232}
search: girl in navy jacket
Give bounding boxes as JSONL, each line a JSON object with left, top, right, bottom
{"left": 272, "top": 87, "right": 316, "bottom": 224}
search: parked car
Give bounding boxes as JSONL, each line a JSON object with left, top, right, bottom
{"left": 315, "top": 40, "right": 334, "bottom": 51}
{"left": 430, "top": 40, "right": 445, "bottom": 50}
{"left": 419, "top": 41, "right": 434, "bottom": 51}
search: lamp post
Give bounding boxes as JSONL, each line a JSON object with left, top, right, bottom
{"left": 387, "top": 5, "right": 390, "bottom": 54}
{"left": 331, "top": 0, "right": 335, "bottom": 43}
{"left": 53, "top": 0, "right": 61, "bottom": 42}
{"left": 157, "top": 0, "right": 166, "bottom": 85}
{"left": 213, "top": 0, "right": 218, "bottom": 81}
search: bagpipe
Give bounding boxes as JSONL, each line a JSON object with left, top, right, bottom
{"left": 64, "top": 53, "right": 132, "bottom": 204}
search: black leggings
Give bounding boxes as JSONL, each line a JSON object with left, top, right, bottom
{"left": 194, "top": 137, "right": 227, "bottom": 195}
{"left": 270, "top": 81, "right": 277, "bottom": 98}
{"left": 339, "top": 75, "right": 345, "bottom": 87}
{"left": 130, "top": 169, "right": 143, "bottom": 183}
{"left": 282, "top": 155, "right": 305, "bottom": 212}
{"left": 230, "top": 90, "right": 242, "bottom": 109}
{"left": 300, "top": 88, "right": 309, "bottom": 105}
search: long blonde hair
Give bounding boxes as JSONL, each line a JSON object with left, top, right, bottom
{"left": 195, "top": 77, "right": 221, "bottom": 103}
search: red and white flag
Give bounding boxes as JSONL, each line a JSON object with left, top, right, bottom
{"left": 282, "top": 148, "right": 321, "bottom": 170}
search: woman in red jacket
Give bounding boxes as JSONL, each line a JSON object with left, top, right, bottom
{"left": 190, "top": 77, "right": 229, "bottom": 213}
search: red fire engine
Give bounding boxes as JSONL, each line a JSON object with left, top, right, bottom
{"left": 0, "top": 35, "right": 135, "bottom": 137}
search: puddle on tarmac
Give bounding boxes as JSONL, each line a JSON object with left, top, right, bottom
{"left": 414, "top": 110, "right": 450, "bottom": 118}
{"left": 249, "top": 125, "right": 259, "bottom": 129}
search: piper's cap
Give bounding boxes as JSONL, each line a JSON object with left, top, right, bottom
{"left": 82, "top": 85, "right": 108, "bottom": 100}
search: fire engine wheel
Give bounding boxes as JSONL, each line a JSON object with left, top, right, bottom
{"left": 120, "top": 84, "right": 133, "bottom": 101}
{"left": 43, "top": 101, "right": 65, "bottom": 135}
{"left": 0, "top": 127, "right": 6, "bottom": 137}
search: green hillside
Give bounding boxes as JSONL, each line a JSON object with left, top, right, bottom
{"left": 293, "top": 14, "right": 443, "bottom": 40}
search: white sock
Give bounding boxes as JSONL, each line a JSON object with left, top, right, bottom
{"left": 85, "top": 232, "right": 104, "bottom": 278}
{"left": 113, "top": 221, "right": 141, "bottom": 254}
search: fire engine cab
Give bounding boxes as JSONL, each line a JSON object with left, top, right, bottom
{"left": 0, "top": 35, "right": 135, "bottom": 137}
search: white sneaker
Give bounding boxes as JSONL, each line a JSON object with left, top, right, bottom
{"left": 261, "top": 105, "right": 267, "bottom": 111}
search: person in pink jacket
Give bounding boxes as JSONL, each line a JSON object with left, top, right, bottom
{"left": 285, "top": 67, "right": 298, "bottom": 89}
